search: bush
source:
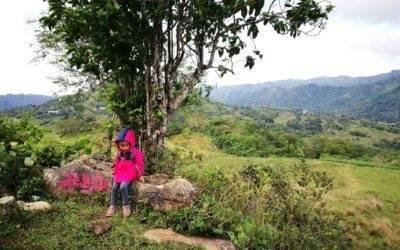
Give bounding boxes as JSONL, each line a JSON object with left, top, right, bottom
{"left": 140, "top": 162, "right": 350, "bottom": 249}
{"left": 349, "top": 130, "right": 368, "bottom": 137}
{"left": 303, "top": 136, "right": 370, "bottom": 159}
{"left": 0, "top": 117, "right": 92, "bottom": 200}
{"left": 210, "top": 119, "right": 302, "bottom": 158}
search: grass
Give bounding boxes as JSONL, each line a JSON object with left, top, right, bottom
{"left": 274, "top": 111, "right": 296, "bottom": 125}
{"left": 3, "top": 130, "right": 399, "bottom": 249}
{"left": 320, "top": 157, "right": 400, "bottom": 170}
{"left": 166, "top": 132, "right": 400, "bottom": 249}
{"left": 1, "top": 195, "right": 203, "bottom": 250}
{"left": 323, "top": 122, "right": 399, "bottom": 148}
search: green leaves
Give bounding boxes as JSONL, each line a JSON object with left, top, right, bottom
{"left": 24, "top": 157, "right": 34, "bottom": 167}
{"left": 244, "top": 56, "right": 255, "bottom": 69}
{"left": 37, "top": 0, "right": 333, "bottom": 152}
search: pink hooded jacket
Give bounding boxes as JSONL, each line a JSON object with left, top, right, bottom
{"left": 113, "top": 129, "right": 144, "bottom": 183}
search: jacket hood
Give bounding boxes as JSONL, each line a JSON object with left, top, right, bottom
{"left": 115, "top": 128, "right": 135, "bottom": 152}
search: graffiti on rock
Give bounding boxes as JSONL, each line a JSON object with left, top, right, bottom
{"left": 58, "top": 172, "right": 109, "bottom": 193}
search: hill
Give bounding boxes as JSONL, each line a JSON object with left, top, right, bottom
{"left": 1, "top": 97, "right": 400, "bottom": 249}
{"left": 0, "top": 92, "right": 108, "bottom": 120}
{"left": 210, "top": 70, "right": 400, "bottom": 122}
{"left": 0, "top": 94, "right": 55, "bottom": 110}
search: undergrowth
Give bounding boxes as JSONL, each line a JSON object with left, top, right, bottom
{"left": 138, "top": 160, "right": 351, "bottom": 249}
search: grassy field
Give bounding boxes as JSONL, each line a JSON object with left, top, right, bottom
{"left": 324, "top": 124, "right": 399, "bottom": 148}
{"left": 167, "top": 132, "right": 400, "bottom": 249}
{"left": 2, "top": 196, "right": 202, "bottom": 250}
{"left": 2, "top": 129, "right": 399, "bottom": 249}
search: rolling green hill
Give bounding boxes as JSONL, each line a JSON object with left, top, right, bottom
{"left": 210, "top": 70, "right": 400, "bottom": 122}
{"left": 1, "top": 96, "right": 400, "bottom": 249}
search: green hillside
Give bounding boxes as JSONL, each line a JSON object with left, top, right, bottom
{"left": 210, "top": 70, "right": 400, "bottom": 122}
{"left": 167, "top": 133, "right": 400, "bottom": 249}
{"left": 169, "top": 99, "right": 400, "bottom": 166}
{"left": 1, "top": 97, "right": 399, "bottom": 249}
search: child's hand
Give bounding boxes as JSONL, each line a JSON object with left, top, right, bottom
{"left": 139, "top": 176, "right": 145, "bottom": 183}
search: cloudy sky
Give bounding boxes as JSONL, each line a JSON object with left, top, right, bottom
{"left": 1, "top": 0, "right": 399, "bottom": 95}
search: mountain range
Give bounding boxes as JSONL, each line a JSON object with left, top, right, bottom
{"left": 2, "top": 70, "right": 400, "bottom": 122}
{"left": 210, "top": 70, "right": 400, "bottom": 122}
{"left": 0, "top": 94, "right": 54, "bottom": 110}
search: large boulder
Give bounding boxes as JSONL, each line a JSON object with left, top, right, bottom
{"left": 0, "top": 196, "right": 17, "bottom": 216}
{"left": 43, "top": 157, "right": 113, "bottom": 197}
{"left": 144, "top": 229, "right": 237, "bottom": 250}
{"left": 43, "top": 157, "right": 198, "bottom": 212}
{"left": 132, "top": 174, "right": 198, "bottom": 211}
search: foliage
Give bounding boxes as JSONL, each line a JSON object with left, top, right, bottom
{"left": 303, "top": 136, "right": 371, "bottom": 159}
{"left": 166, "top": 98, "right": 400, "bottom": 162}
{"left": 140, "top": 162, "right": 349, "bottom": 249}
{"left": 207, "top": 116, "right": 302, "bottom": 157}
{"left": 349, "top": 130, "right": 367, "bottom": 137}
{"left": 38, "top": 0, "right": 333, "bottom": 153}
{"left": 210, "top": 71, "right": 400, "bottom": 122}
{"left": 145, "top": 147, "right": 183, "bottom": 176}
{"left": 0, "top": 117, "right": 91, "bottom": 200}
{"left": 56, "top": 118, "right": 96, "bottom": 136}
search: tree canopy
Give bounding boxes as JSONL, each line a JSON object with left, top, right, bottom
{"left": 38, "top": 0, "right": 333, "bottom": 154}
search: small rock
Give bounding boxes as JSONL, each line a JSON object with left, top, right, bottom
{"left": 144, "top": 229, "right": 237, "bottom": 250}
{"left": 17, "top": 201, "right": 52, "bottom": 211}
{"left": 89, "top": 222, "right": 112, "bottom": 235}
{"left": 0, "top": 196, "right": 17, "bottom": 215}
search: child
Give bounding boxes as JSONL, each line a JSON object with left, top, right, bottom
{"left": 106, "top": 128, "right": 144, "bottom": 218}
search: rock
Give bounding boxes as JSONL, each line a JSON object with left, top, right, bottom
{"left": 43, "top": 157, "right": 198, "bottom": 212}
{"left": 88, "top": 222, "right": 112, "bottom": 235}
{"left": 43, "top": 157, "right": 114, "bottom": 197}
{"left": 143, "top": 173, "right": 170, "bottom": 185}
{"left": 132, "top": 174, "right": 197, "bottom": 211}
{"left": 0, "top": 196, "right": 16, "bottom": 216}
{"left": 17, "top": 201, "right": 52, "bottom": 211}
{"left": 144, "top": 229, "right": 237, "bottom": 250}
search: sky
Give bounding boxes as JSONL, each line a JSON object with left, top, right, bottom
{"left": 0, "top": 0, "right": 399, "bottom": 95}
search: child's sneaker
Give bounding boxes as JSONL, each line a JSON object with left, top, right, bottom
{"left": 106, "top": 205, "right": 117, "bottom": 217}
{"left": 122, "top": 205, "right": 131, "bottom": 218}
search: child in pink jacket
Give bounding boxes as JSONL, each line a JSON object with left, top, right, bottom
{"left": 106, "top": 128, "right": 144, "bottom": 218}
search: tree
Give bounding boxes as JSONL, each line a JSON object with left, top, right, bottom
{"left": 38, "top": 0, "right": 333, "bottom": 160}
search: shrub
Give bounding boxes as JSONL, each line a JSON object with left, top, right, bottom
{"left": 140, "top": 162, "right": 350, "bottom": 249}
{"left": 349, "top": 130, "right": 368, "bottom": 137}
{"left": 0, "top": 117, "right": 92, "bottom": 200}
{"left": 303, "top": 136, "right": 370, "bottom": 159}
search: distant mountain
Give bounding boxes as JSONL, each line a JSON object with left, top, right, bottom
{"left": 1, "top": 91, "right": 109, "bottom": 119}
{"left": 0, "top": 94, "right": 55, "bottom": 110}
{"left": 210, "top": 70, "right": 400, "bottom": 122}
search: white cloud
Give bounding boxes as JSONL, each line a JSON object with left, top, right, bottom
{"left": 0, "top": 1, "right": 399, "bottom": 94}
{"left": 331, "top": 0, "right": 400, "bottom": 26}
{"left": 0, "top": 1, "right": 61, "bottom": 95}
{"left": 206, "top": 2, "right": 400, "bottom": 86}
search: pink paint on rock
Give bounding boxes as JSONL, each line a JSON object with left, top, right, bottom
{"left": 91, "top": 174, "right": 110, "bottom": 192}
{"left": 58, "top": 172, "right": 80, "bottom": 193}
{"left": 58, "top": 172, "right": 109, "bottom": 193}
